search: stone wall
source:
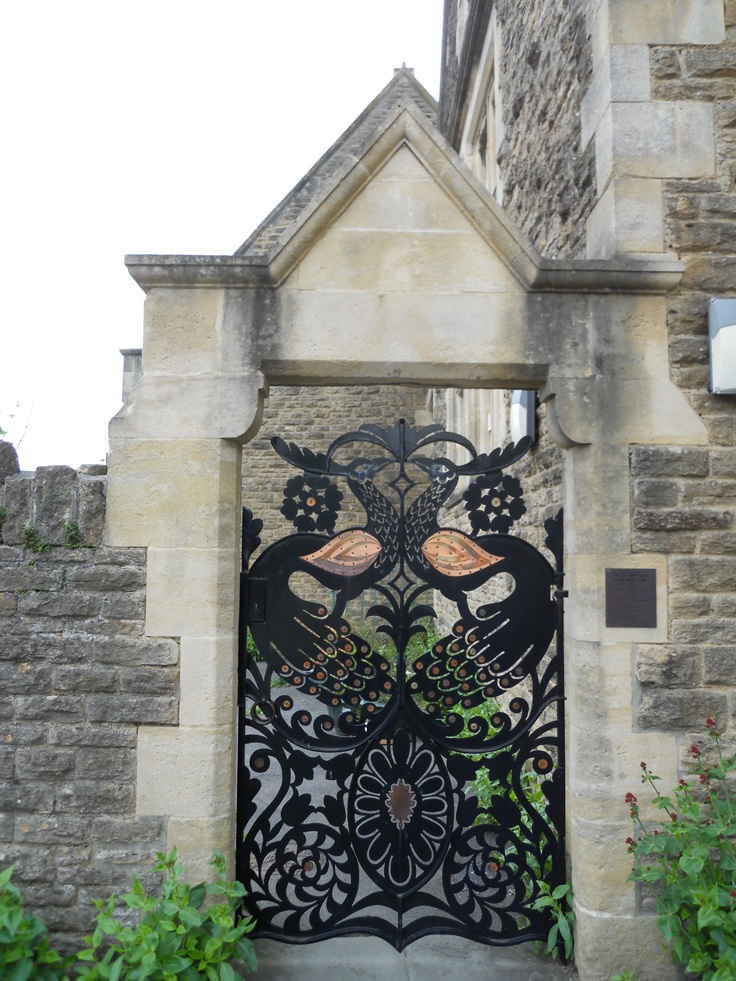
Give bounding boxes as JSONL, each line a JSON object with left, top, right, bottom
{"left": 495, "top": 0, "right": 596, "bottom": 257}
{"left": 440, "top": 0, "right": 597, "bottom": 258}
{"left": 630, "top": 3, "right": 736, "bottom": 761}
{"left": 0, "top": 465, "right": 177, "bottom": 950}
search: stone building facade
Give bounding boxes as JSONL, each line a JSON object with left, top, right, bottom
{"left": 1, "top": 4, "right": 735, "bottom": 980}
{"left": 438, "top": 2, "right": 736, "bottom": 978}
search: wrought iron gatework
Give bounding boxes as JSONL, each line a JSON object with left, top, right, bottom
{"left": 237, "top": 420, "right": 565, "bottom": 951}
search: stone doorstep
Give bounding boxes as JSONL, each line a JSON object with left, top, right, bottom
{"left": 253, "top": 935, "right": 577, "bottom": 981}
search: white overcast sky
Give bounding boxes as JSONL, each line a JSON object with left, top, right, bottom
{"left": 1, "top": 1, "right": 443, "bottom": 470}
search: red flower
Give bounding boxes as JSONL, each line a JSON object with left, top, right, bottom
{"left": 640, "top": 761, "right": 647, "bottom": 770}
{"left": 706, "top": 718, "right": 716, "bottom": 729}
{"left": 625, "top": 792, "right": 637, "bottom": 804}
{"left": 691, "top": 745, "right": 701, "bottom": 757}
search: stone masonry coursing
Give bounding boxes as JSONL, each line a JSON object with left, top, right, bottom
{"left": 441, "top": 0, "right": 597, "bottom": 259}
{"left": 494, "top": 0, "right": 596, "bottom": 258}
{"left": 0, "top": 465, "right": 177, "bottom": 950}
{"left": 629, "top": 7, "right": 736, "bottom": 765}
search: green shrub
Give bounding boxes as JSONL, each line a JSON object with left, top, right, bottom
{"left": 1, "top": 851, "right": 257, "bottom": 981}
{"left": 75, "top": 849, "right": 256, "bottom": 981}
{"left": 0, "top": 865, "right": 74, "bottom": 980}
{"left": 627, "top": 718, "right": 736, "bottom": 981}
{"left": 531, "top": 881, "right": 574, "bottom": 962}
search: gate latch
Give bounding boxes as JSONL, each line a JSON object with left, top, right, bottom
{"left": 247, "top": 578, "right": 267, "bottom": 623}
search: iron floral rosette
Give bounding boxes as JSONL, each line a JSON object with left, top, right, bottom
{"left": 280, "top": 473, "right": 343, "bottom": 533}
{"left": 463, "top": 472, "right": 526, "bottom": 534}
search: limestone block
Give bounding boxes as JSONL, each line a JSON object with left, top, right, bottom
{"left": 586, "top": 178, "right": 663, "bottom": 257}
{"left": 581, "top": 46, "right": 651, "bottom": 150}
{"left": 606, "top": 0, "right": 725, "bottom": 47}
{"left": 567, "top": 721, "right": 679, "bottom": 824}
{"left": 597, "top": 102, "right": 715, "bottom": 187}
{"left": 145, "top": 547, "right": 239, "bottom": 638}
{"left": 34, "top": 467, "right": 76, "bottom": 545}
{"left": 563, "top": 444, "right": 633, "bottom": 556}
{"left": 635, "top": 644, "right": 701, "bottom": 687}
{"left": 165, "top": 816, "right": 234, "bottom": 882}
{"left": 110, "top": 373, "right": 264, "bottom": 442}
{"left": 179, "top": 636, "right": 237, "bottom": 727}
{"left": 565, "top": 552, "right": 668, "bottom": 644}
{"left": 136, "top": 726, "right": 234, "bottom": 821}
{"left": 565, "top": 640, "right": 635, "bottom": 733}
{"left": 0, "top": 441, "right": 19, "bottom": 481}
{"left": 574, "top": 904, "right": 679, "bottom": 981}
{"left": 77, "top": 477, "right": 106, "bottom": 546}
{"left": 142, "top": 288, "right": 224, "bottom": 375}
{"left": 293, "top": 228, "right": 510, "bottom": 294}
{"left": 639, "top": 689, "right": 730, "bottom": 730}
{"left": 279, "top": 289, "right": 589, "bottom": 387}
{"left": 620, "top": 378, "right": 708, "bottom": 445}
{"left": 2, "top": 473, "right": 33, "bottom": 545}
{"left": 570, "top": 814, "right": 636, "bottom": 915}
{"left": 342, "top": 148, "right": 477, "bottom": 233}
{"left": 105, "top": 438, "right": 240, "bottom": 549}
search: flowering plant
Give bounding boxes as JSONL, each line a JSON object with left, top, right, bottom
{"left": 626, "top": 719, "right": 736, "bottom": 981}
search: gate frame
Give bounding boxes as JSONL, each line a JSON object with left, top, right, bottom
{"left": 109, "top": 102, "right": 707, "bottom": 979}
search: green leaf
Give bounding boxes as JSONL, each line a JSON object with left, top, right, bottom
{"left": 219, "top": 964, "right": 236, "bottom": 981}
{"left": 698, "top": 906, "right": 724, "bottom": 929}
{"left": 551, "top": 884, "right": 570, "bottom": 901}
{"left": 162, "top": 955, "right": 192, "bottom": 973}
{"left": 679, "top": 854, "right": 705, "bottom": 878}
{"left": 189, "top": 884, "right": 206, "bottom": 909}
{"left": 0, "top": 867, "right": 15, "bottom": 890}
{"left": 124, "top": 893, "right": 146, "bottom": 909}
{"left": 235, "top": 939, "right": 257, "bottom": 971}
{"left": 9, "top": 957, "right": 33, "bottom": 981}
{"left": 178, "top": 906, "right": 202, "bottom": 928}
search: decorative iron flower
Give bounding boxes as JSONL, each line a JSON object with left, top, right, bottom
{"left": 280, "top": 474, "right": 343, "bottom": 533}
{"left": 351, "top": 728, "right": 451, "bottom": 894}
{"left": 463, "top": 474, "right": 526, "bottom": 535}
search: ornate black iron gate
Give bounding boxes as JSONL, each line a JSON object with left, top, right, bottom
{"left": 236, "top": 421, "right": 565, "bottom": 950}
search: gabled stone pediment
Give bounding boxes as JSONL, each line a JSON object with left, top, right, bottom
{"left": 126, "top": 70, "right": 681, "bottom": 295}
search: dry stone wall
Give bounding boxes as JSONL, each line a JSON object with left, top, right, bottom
{"left": 0, "top": 465, "right": 177, "bottom": 950}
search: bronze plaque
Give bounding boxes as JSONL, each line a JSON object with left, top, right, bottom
{"left": 605, "top": 568, "right": 657, "bottom": 628}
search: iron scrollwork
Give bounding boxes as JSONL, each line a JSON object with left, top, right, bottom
{"left": 237, "top": 420, "right": 565, "bottom": 951}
